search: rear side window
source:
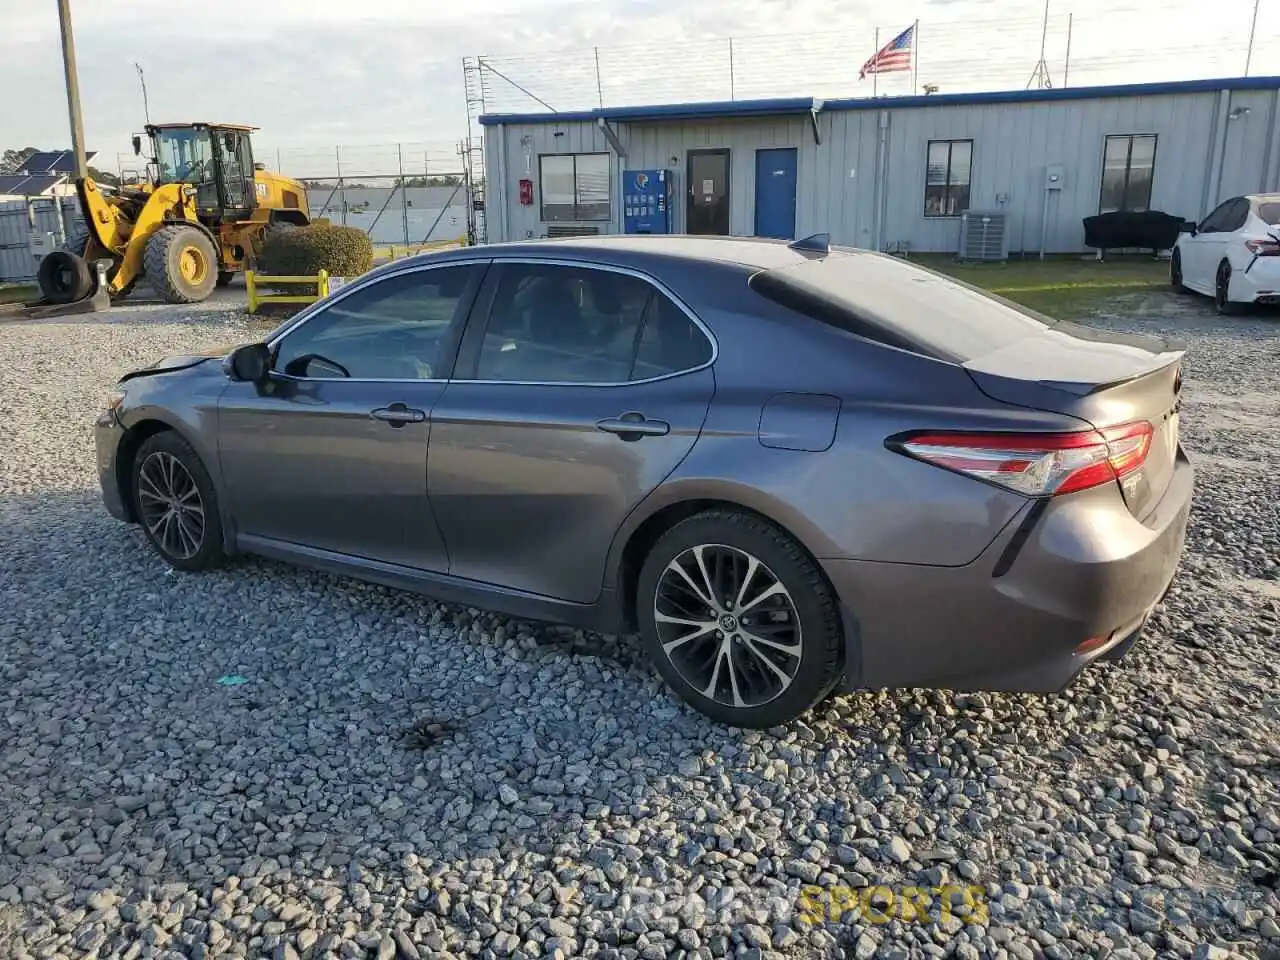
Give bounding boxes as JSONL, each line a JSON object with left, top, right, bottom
{"left": 748, "top": 251, "right": 1054, "bottom": 364}
{"left": 1257, "top": 202, "right": 1280, "bottom": 226}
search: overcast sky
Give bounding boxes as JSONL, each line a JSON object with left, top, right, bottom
{"left": 1, "top": 0, "right": 1275, "bottom": 177}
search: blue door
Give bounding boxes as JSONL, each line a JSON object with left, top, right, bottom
{"left": 754, "top": 148, "right": 798, "bottom": 240}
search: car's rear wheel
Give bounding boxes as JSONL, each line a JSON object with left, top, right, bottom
{"left": 636, "top": 510, "right": 843, "bottom": 728}
{"left": 1170, "top": 249, "right": 1190, "bottom": 294}
{"left": 1215, "top": 259, "right": 1242, "bottom": 315}
{"left": 130, "top": 431, "right": 226, "bottom": 571}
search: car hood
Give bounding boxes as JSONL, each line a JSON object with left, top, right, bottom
{"left": 118, "top": 344, "right": 234, "bottom": 382}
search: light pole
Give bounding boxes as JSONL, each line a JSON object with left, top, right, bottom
{"left": 57, "top": 0, "right": 88, "bottom": 180}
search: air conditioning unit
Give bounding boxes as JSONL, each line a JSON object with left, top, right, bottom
{"left": 545, "top": 224, "right": 600, "bottom": 238}
{"left": 957, "top": 210, "right": 1008, "bottom": 262}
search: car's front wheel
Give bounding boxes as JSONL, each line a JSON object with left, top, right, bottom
{"left": 636, "top": 510, "right": 844, "bottom": 728}
{"left": 130, "top": 430, "right": 226, "bottom": 571}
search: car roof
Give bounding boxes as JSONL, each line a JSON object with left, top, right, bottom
{"left": 419, "top": 234, "right": 836, "bottom": 272}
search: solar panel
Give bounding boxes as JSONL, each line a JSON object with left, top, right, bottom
{"left": 15, "top": 150, "right": 97, "bottom": 174}
{"left": 0, "top": 174, "right": 66, "bottom": 196}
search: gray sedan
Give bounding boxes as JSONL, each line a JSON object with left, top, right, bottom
{"left": 94, "top": 234, "right": 1193, "bottom": 728}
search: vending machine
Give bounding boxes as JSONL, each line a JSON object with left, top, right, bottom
{"left": 622, "top": 168, "right": 671, "bottom": 234}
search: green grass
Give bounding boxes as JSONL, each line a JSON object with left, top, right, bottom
{"left": 915, "top": 253, "right": 1170, "bottom": 319}
{"left": 0, "top": 284, "right": 37, "bottom": 306}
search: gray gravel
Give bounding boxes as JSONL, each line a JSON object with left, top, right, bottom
{"left": 1, "top": 288, "right": 1278, "bottom": 960}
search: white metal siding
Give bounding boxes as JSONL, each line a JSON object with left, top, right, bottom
{"left": 483, "top": 84, "right": 1280, "bottom": 254}
{"left": 0, "top": 198, "right": 82, "bottom": 283}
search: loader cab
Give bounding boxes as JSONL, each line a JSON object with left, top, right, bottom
{"left": 145, "top": 122, "right": 257, "bottom": 223}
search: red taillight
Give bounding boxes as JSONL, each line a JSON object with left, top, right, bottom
{"left": 1246, "top": 239, "right": 1280, "bottom": 256}
{"left": 893, "top": 420, "right": 1153, "bottom": 498}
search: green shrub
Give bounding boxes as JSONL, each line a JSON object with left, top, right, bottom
{"left": 261, "top": 225, "right": 372, "bottom": 294}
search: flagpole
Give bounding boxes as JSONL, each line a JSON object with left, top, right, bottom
{"left": 873, "top": 26, "right": 880, "bottom": 97}
{"left": 912, "top": 19, "right": 919, "bottom": 96}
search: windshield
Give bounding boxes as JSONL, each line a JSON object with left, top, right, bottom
{"left": 153, "top": 128, "right": 214, "bottom": 183}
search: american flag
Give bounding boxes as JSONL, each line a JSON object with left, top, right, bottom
{"left": 860, "top": 24, "right": 915, "bottom": 79}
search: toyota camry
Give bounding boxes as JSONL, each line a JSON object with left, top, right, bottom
{"left": 95, "top": 234, "right": 1193, "bottom": 728}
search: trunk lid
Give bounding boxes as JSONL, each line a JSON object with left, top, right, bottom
{"left": 964, "top": 322, "right": 1184, "bottom": 519}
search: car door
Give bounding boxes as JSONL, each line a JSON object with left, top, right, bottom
{"left": 217, "top": 259, "right": 488, "bottom": 570}
{"left": 426, "top": 259, "right": 716, "bottom": 603}
{"left": 1186, "top": 198, "right": 1243, "bottom": 293}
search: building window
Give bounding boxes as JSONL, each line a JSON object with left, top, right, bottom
{"left": 1100, "top": 134, "right": 1157, "bottom": 214}
{"left": 539, "top": 153, "right": 610, "bottom": 222}
{"left": 924, "top": 140, "right": 972, "bottom": 217}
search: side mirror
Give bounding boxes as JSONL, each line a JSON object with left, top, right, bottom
{"left": 225, "top": 342, "right": 271, "bottom": 382}
{"left": 1179, "top": 220, "right": 1197, "bottom": 235}
{"left": 132, "top": 135, "right": 142, "bottom": 156}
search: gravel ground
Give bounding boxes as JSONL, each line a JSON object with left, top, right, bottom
{"left": 0, "top": 288, "right": 1278, "bottom": 960}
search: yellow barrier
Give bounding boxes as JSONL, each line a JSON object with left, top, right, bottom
{"left": 381, "top": 236, "right": 469, "bottom": 262}
{"left": 245, "top": 237, "right": 467, "bottom": 313}
{"left": 245, "top": 269, "right": 329, "bottom": 314}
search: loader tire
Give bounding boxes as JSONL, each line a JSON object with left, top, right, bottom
{"left": 61, "top": 230, "right": 133, "bottom": 301}
{"left": 37, "top": 250, "right": 94, "bottom": 304}
{"left": 216, "top": 271, "right": 235, "bottom": 288}
{"left": 144, "top": 224, "right": 218, "bottom": 304}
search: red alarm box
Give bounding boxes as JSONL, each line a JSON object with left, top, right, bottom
{"left": 519, "top": 178, "right": 534, "bottom": 205}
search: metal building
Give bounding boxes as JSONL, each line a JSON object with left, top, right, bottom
{"left": 478, "top": 75, "right": 1280, "bottom": 255}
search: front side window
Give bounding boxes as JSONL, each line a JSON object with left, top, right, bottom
{"left": 1099, "top": 134, "right": 1157, "bottom": 214}
{"left": 924, "top": 140, "right": 972, "bottom": 218}
{"left": 154, "top": 128, "right": 214, "bottom": 184}
{"left": 272, "top": 265, "right": 483, "bottom": 380}
{"left": 539, "top": 153, "right": 610, "bottom": 222}
{"left": 471, "top": 264, "right": 710, "bottom": 384}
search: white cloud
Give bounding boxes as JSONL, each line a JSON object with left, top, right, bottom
{"left": 0, "top": 0, "right": 1274, "bottom": 177}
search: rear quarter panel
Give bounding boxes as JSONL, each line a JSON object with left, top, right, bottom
{"left": 619, "top": 268, "right": 1087, "bottom": 567}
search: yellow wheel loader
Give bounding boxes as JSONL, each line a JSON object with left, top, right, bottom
{"left": 37, "top": 122, "right": 313, "bottom": 306}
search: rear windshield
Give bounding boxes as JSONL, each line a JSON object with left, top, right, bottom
{"left": 748, "top": 251, "right": 1053, "bottom": 364}
{"left": 1257, "top": 201, "right": 1280, "bottom": 226}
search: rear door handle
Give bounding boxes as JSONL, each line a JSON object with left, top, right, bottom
{"left": 370, "top": 402, "right": 426, "bottom": 427}
{"left": 596, "top": 412, "right": 670, "bottom": 440}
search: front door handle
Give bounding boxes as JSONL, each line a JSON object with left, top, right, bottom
{"left": 370, "top": 402, "right": 426, "bottom": 427}
{"left": 596, "top": 412, "right": 670, "bottom": 440}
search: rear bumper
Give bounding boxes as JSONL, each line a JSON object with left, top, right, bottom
{"left": 829, "top": 446, "right": 1193, "bottom": 694}
{"left": 1234, "top": 258, "right": 1280, "bottom": 303}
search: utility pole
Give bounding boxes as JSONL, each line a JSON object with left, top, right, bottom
{"left": 135, "top": 63, "right": 151, "bottom": 124}
{"left": 57, "top": 0, "right": 88, "bottom": 180}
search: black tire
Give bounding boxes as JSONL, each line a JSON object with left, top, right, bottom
{"left": 1170, "top": 249, "right": 1191, "bottom": 294}
{"left": 636, "top": 510, "right": 844, "bottom": 728}
{"left": 216, "top": 271, "right": 235, "bottom": 288}
{"left": 37, "top": 249, "right": 93, "bottom": 304}
{"left": 1215, "top": 259, "right": 1242, "bottom": 315}
{"left": 143, "top": 224, "right": 219, "bottom": 304}
{"left": 130, "top": 430, "right": 226, "bottom": 572}
{"left": 62, "top": 230, "right": 135, "bottom": 302}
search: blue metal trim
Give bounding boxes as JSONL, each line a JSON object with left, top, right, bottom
{"left": 480, "top": 96, "right": 818, "bottom": 126}
{"left": 823, "top": 75, "right": 1280, "bottom": 112}
{"left": 478, "top": 76, "right": 1280, "bottom": 126}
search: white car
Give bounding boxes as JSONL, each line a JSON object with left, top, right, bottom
{"left": 1171, "top": 193, "right": 1280, "bottom": 313}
